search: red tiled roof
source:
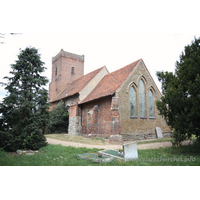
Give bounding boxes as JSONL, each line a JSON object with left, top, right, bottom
{"left": 50, "top": 67, "right": 104, "bottom": 102}
{"left": 79, "top": 59, "right": 141, "bottom": 104}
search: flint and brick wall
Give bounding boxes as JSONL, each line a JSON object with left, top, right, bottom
{"left": 68, "top": 103, "right": 82, "bottom": 135}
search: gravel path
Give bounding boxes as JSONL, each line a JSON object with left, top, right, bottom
{"left": 46, "top": 138, "right": 192, "bottom": 150}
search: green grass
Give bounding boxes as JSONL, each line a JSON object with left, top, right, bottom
{"left": 0, "top": 143, "right": 200, "bottom": 166}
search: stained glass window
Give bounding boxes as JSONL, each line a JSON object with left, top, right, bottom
{"left": 139, "top": 79, "right": 146, "bottom": 117}
{"left": 130, "top": 87, "right": 136, "bottom": 117}
{"left": 148, "top": 90, "right": 155, "bottom": 117}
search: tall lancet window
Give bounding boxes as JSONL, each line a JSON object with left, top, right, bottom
{"left": 139, "top": 79, "right": 146, "bottom": 117}
{"left": 148, "top": 90, "right": 155, "bottom": 118}
{"left": 130, "top": 87, "right": 137, "bottom": 117}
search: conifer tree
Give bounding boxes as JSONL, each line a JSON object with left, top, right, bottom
{"left": 0, "top": 47, "right": 49, "bottom": 151}
{"left": 156, "top": 37, "right": 200, "bottom": 145}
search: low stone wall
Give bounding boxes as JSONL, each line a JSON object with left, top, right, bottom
{"left": 121, "top": 132, "right": 171, "bottom": 142}
{"left": 162, "top": 132, "right": 171, "bottom": 138}
{"left": 121, "top": 133, "right": 156, "bottom": 142}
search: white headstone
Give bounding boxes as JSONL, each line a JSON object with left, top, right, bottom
{"left": 123, "top": 142, "right": 138, "bottom": 161}
{"left": 156, "top": 127, "right": 163, "bottom": 138}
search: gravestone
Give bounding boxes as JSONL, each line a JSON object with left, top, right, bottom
{"left": 123, "top": 142, "right": 138, "bottom": 161}
{"left": 155, "top": 127, "right": 163, "bottom": 138}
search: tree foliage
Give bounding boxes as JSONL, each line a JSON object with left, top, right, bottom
{"left": 47, "top": 101, "right": 69, "bottom": 134}
{"left": 156, "top": 37, "right": 200, "bottom": 145}
{"left": 0, "top": 47, "right": 49, "bottom": 151}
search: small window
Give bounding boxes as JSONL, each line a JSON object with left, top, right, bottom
{"left": 130, "top": 87, "right": 137, "bottom": 117}
{"left": 148, "top": 90, "right": 155, "bottom": 118}
{"left": 55, "top": 67, "right": 57, "bottom": 76}
{"left": 71, "top": 67, "right": 75, "bottom": 75}
{"left": 139, "top": 79, "right": 146, "bottom": 117}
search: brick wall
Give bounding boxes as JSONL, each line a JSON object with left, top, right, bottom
{"left": 49, "top": 49, "right": 84, "bottom": 101}
{"left": 116, "top": 60, "right": 170, "bottom": 136}
{"left": 81, "top": 96, "right": 114, "bottom": 137}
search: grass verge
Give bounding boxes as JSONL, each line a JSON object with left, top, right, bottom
{"left": 0, "top": 143, "right": 200, "bottom": 166}
{"left": 45, "top": 134, "right": 105, "bottom": 145}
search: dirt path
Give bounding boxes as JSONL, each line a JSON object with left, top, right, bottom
{"left": 46, "top": 138, "right": 192, "bottom": 150}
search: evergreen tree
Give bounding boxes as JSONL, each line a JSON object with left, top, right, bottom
{"left": 47, "top": 101, "right": 69, "bottom": 134}
{"left": 0, "top": 47, "right": 49, "bottom": 151}
{"left": 156, "top": 37, "right": 200, "bottom": 145}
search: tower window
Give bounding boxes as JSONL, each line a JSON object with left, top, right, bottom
{"left": 71, "top": 67, "right": 75, "bottom": 75}
{"left": 55, "top": 67, "right": 57, "bottom": 76}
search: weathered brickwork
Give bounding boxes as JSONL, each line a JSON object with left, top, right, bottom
{"left": 111, "top": 97, "right": 121, "bottom": 135}
{"left": 81, "top": 96, "right": 121, "bottom": 137}
{"left": 49, "top": 49, "right": 84, "bottom": 101}
{"left": 116, "top": 60, "right": 170, "bottom": 138}
{"left": 81, "top": 96, "right": 113, "bottom": 137}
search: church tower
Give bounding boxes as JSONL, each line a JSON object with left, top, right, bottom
{"left": 49, "top": 49, "right": 84, "bottom": 101}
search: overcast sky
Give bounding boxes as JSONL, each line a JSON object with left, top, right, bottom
{"left": 1, "top": 0, "right": 200, "bottom": 104}
{"left": 0, "top": 33, "right": 199, "bottom": 102}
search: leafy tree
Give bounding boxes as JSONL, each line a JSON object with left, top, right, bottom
{"left": 0, "top": 47, "right": 49, "bottom": 151}
{"left": 47, "top": 101, "right": 69, "bottom": 134}
{"left": 156, "top": 37, "right": 200, "bottom": 146}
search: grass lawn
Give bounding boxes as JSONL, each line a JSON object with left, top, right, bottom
{"left": 0, "top": 143, "right": 200, "bottom": 166}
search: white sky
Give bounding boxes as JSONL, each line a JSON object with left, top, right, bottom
{"left": 0, "top": 0, "right": 200, "bottom": 101}
{"left": 0, "top": 33, "right": 199, "bottom": 102}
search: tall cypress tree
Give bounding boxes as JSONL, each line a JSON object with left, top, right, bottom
{"left": 0, "top": 47, "right": 49, "bottom": 151}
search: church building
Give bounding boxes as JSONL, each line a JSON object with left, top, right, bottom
{"left": 49, "top": 49, "right": 170, "bottom": 141}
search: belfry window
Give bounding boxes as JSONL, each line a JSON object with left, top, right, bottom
{"left": 139, "top": 79, "right": 146, "bottom": 118}
{"left": 55, "top": 67, "right": 57, "bottom": 76}
{"left": 130, "top": 87, "right": 137, "bottom": 117}
{"left": 148, "top": 90, "right": 155, "bottom": 118}
{"left": 71, "top": 67, "right": 75, "bottom": 75}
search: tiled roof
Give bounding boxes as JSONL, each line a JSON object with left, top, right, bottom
{"left": 79, "top": 59, "right": 141, "bottom": 104}
{"left": 50, "top": 67, "right": 104, "bottom": 102}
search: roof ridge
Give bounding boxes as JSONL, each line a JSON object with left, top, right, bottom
{"left": 107, "top": 59, "right": 141, "bottom": 75}
{"left": 79, "top": 59, "right": 141, "bottom": 104}
{"left": 71, "top": 66, "right": 104, "bottom": 84}
{"left": 50, "top": 66, "right": 105, "bottom": 103}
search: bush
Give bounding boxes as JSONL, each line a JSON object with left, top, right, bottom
{"left": 47, "top": 101, "right": 69, "bottom": 134}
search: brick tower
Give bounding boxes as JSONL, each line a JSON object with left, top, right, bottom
{"left": 49, "top": 49, "right": 84, "bottom": 101}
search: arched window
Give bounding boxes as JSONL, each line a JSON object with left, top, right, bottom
{"left": 148, "top": 90, "right": 155, "bottom": 118}
{"left": 139, "top": 79, "right": 146, "bottom": 117}
{"left": 130, "top": 86, "right": 136, "bottom": 117}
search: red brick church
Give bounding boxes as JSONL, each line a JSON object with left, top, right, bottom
{"left": 49, "top": 49, "right": 170, "bottom": 141}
